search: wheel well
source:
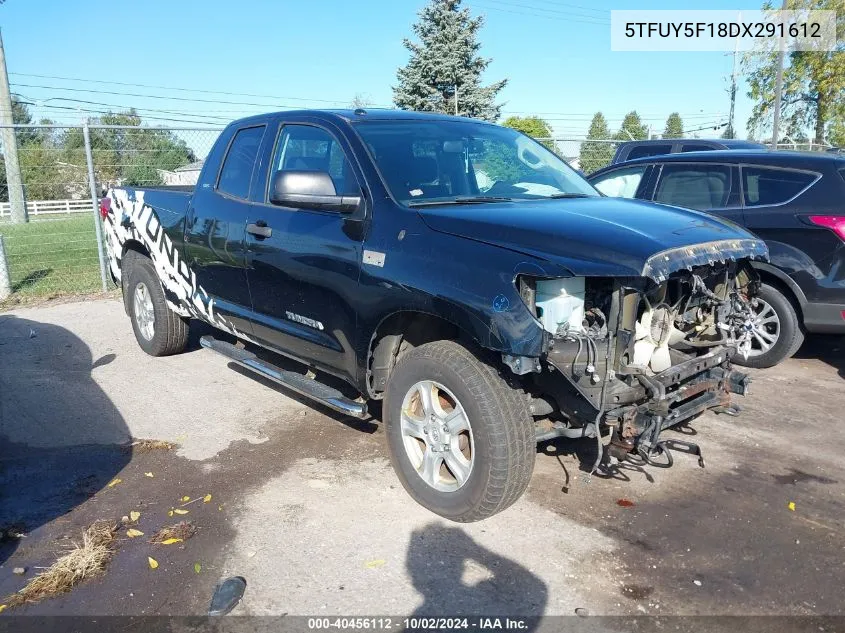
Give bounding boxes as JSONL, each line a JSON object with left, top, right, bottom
{"left": 755, "top": 269, "right": 804, "bottom": 324}
{"left": 366, "top": 311, "right": 463, "bottom": 398}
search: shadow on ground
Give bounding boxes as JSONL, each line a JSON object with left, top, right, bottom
{"left": 406, "top": 524, "right": 547, "bottom": 622}
{"left": 0, "top": 314, "right": 131, "bottom": 567}
{"left": 793, "top": 334, "right": 845, "bottom": 379}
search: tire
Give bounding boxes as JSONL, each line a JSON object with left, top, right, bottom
{"left": 384, "top": 340, "right": 535, "bottom": 522}
{"left": 733, "top": 282, "right": 803, "bottom": 369}
{"left": 123, "top": 251, "right": 190, "bottom": 357}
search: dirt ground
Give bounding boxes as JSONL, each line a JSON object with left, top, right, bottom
{"left": 1, "top": 298, "right": 843, "bottom": 618}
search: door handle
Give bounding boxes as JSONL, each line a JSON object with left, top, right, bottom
{"left": 247, "top": 221, "right": 272, "bottom": 238}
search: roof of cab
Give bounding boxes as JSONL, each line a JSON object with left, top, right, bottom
{"left": 227, "top": 108, "right": 485, "bottom": 128}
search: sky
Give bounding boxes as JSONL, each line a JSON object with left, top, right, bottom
{"left": 0, "top": 0, "right": 757, "bottom": 143}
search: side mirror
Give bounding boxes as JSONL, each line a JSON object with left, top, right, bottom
{"left": 269, "top": 170, "right": 361, "bottom": 214}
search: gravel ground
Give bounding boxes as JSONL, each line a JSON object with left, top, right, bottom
{"left": 1, "top": 298, "right": 843, "bottom": 618}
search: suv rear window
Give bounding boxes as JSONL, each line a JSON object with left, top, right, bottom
{"left": 742, "top": 166, "right": 816, "bottom": 206}
{"left": 654, "top": 164, "right": 731, "bottom": 210}
{"left": 627, "top": 144, "right": 672, "bottom": 160}
{"left": 681, "top": 143, "right": 716, "bottom": 152}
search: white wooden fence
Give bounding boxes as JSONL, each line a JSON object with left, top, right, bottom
{"left": 0, "top": 198, "right": 92, "bottom": 219}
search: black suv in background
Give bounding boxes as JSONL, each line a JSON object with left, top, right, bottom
{"left": 611, "top": 139, "right": 766, "bottom": 165}
{"left": 589, "top": 150, "right": 845, "bottom": 368}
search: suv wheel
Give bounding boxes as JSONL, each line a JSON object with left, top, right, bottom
{"left": 734, "top": 282, "right": 803, "bottom": 369}
{"left": 384, "top": 340, "right": 535, "bottom": 522}
{"left": 124, "top": 251, "right": 190, "bottom": 357}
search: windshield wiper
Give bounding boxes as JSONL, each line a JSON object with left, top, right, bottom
{"left": 408, "top": 196, "right": 513, "bottom": 207}
{"left": 545, "top": 192, "right": 591, "bottom": 199}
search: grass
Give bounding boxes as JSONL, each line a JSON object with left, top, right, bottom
{"left": 3, "top": 521, "right": 117, "bottom": 609}
{"left": 0, "top": 215, "right": 110, "bottom": 302}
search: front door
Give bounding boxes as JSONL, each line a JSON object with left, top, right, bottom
{"left": 651, "top": 162, "right": 745, "bottom": 226}
{"left": 244, "top": 122, "right": 365, "bottom": 382}
{"left": 183, "top": 124, "right": 267, "bottom": 336}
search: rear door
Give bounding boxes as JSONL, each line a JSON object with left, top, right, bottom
{"left": 183, "top": 124, "right": 267, "bottom": 335}
{"left": 651, "top": 162, "right": 744, "bottom": 225}
{"left": 243, "top": 119, "right": 366, "bottom": 382}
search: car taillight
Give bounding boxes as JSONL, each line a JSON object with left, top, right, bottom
{"left": 99, "top": 197, "right": 111, "bottom": 219}
{"left": 808, "top": 215, "right": 845, "bottom": 241}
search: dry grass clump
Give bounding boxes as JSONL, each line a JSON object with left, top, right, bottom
{"left": 128, "top": 438, "right": 177, "bottom": 452}
{"left": 149, "top": 521, "right": 196, "bottom": 544}
{"left": 5, "top": 521, "right": 116, "bottom": 608}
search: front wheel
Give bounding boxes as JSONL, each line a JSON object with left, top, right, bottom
{"left": 384, "top": 340, "right": 535, "bottom": 522}
{"left": 733, "top": 282, "right": 803, "bottom": 369}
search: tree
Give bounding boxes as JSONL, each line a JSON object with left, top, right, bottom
{"left": 502, "top": 115, "right": 554, "bottom": 150}
{"left": 663, "top": 112, "right": 684, "bottom": 138}
{"left": 744, "top": 0, "right": 845, "bottom": 143}
{"left": 614, "top": 111, "right": 648, "bottom": 141}
{"left": 579, "top": 112, "right": 615, "bottom": 173}
{"left": 349, "top": 93, "right": 372, "bottom": 110}
{"left": 393, "top": 0, "right": 507, "bottom": 121}
{"left": 721, "top": 124, "right": 736, "bottom": 139}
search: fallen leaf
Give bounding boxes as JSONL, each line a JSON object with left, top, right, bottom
{"left": 168, "top": 510, "right": 174, "bottom": 517}
{"left": 173, "top": 509, "right": 189, "bottom": 515}
{"left": 218, "top": 505, "right": 223, "bottom": 511}
{"left": 107, "top": 478, "right": 122, "bottom": 488}
{"left": 181, "top": 496, "right": 191, "bottom": 502}
{"left": 247, "top": 551, "right": 257, "bottom": 558}
{"left": 144, "top": 472, "right": 154, "bottom": 478}
{"left": 364, "top": 559, "right": 386, "bottom": 569}
{"left": 0, "top": 604, "right": 7, "bottom": 614}
{"left": 617, "top": 499, "right": 635, "bottom": 508}
{"left": 203, "top": 494, "right": 212, "bottom": 503}
{"left": 159, "top": 538, "right": 183, "bottom": 545}
{"left": 129, "top": 511, "right": 140, "bottom": 522}
{"left": 194, "top": 563, "right": 201, "bottom": 574}
{"left": 788, "top": 501, "right": 796, "bottom": 511}
{"left": 126, "top": 529, "right": 144, "bottom": 538}
{"left": 148, "top": 557, "right": 159, "bottom": 569}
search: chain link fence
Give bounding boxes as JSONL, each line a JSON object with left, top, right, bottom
{"left": 0, "top": 123, "right": 837, "bottom": 306}
{"left": 0, "top": 125, "right": 221, "bottom": 306}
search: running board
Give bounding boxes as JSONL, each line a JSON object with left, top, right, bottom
{"left": 199, "top": 335, "right": 368, "bottom": 419}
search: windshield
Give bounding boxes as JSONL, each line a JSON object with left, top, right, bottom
{"left": 353, "top": 119, "right": 598, "bottom": 205}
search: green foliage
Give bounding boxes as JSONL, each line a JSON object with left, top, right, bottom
{"left": 502, "top": 116, "right": 554, "bottom": 150}
{"left": 663, "top": 112, "right": 684, "bottom": 138}
{"left": 614, "top": 111, "right": 648, "bottom": 141}
{"left": 393, "top": 0, "right": 507, "bottom": 121}
{"left": 721, "top": 124, "right": 737, "bottom": 139}
{"left": 744, "top": 0, "right": 845, "bottom": 143}
{"left": 1, "top": 102, "right": 196, "bottom": 202}
{"left": 579, "top": 112, "right": 615, "bottom": 173}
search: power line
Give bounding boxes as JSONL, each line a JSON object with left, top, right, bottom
{"left": 470, "top": 1, "right": 608, "bottom": 25}
{"left": 473, "top": 0, "right": 609, "bottom": 22}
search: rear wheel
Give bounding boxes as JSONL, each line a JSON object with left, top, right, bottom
{"left": 734, "top": 282, "right": 803, "bottom": 369}
{"left": 124, "top": 251, "right": 190, "bottom": 357}
{"left": 384, "top": 340, "right": 535, "bottom": 522}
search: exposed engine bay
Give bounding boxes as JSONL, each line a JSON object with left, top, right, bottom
{"left": 517, "top": 259, "right": 760, "bottom": 471}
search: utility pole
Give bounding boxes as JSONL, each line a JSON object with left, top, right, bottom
{"left": 771, "top": 0, "right": 790, "bottom": 149}
{"left": 0, "top": 29, "right": 27, "bottom": 224}
{"left": 727, "top": 41, "right": 738, "bottom": 139}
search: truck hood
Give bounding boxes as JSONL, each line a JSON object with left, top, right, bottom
{"left": 416, "top": 197, "right": 768, "bottom": 281}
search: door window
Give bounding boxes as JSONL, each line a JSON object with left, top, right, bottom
{"left": 217, "top": 126, "right": 266, "bottom": 199}
{"left": 590, "top": 165, "right": 648, "bottom": 198}
{"left": 681, "top": 143, "right": 716, "bottom": 153}
{"left": 654, "top": 164, "right": 731, "bottom": 210}
{"left": 742, "top": 166, "right": 817, "bottom": 206}
{"left": 271, "top": 125, "right": 358, "bottom": 196}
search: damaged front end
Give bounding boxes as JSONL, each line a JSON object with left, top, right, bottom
{"left": 518, "top": 239, "right": 767, "bottom": 470}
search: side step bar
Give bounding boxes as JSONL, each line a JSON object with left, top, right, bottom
{"left": 199, "top": 335, "right": 368, "bottom": 419}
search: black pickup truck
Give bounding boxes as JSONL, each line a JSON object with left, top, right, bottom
{"left": 101, "top": 109, "right": 768, "bottom": 521}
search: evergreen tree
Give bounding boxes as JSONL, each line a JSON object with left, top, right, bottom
{"left": 579, "top": 112, "right": 614, "bottom": 173}
{"left": 614, "top": 111, "right": 649, "bottom": 141}
{"left": 393, "top": 0, "right": 507, "bottom": 121}
{"left": 663, "top": 112, "right": 684, "bottom": 138}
